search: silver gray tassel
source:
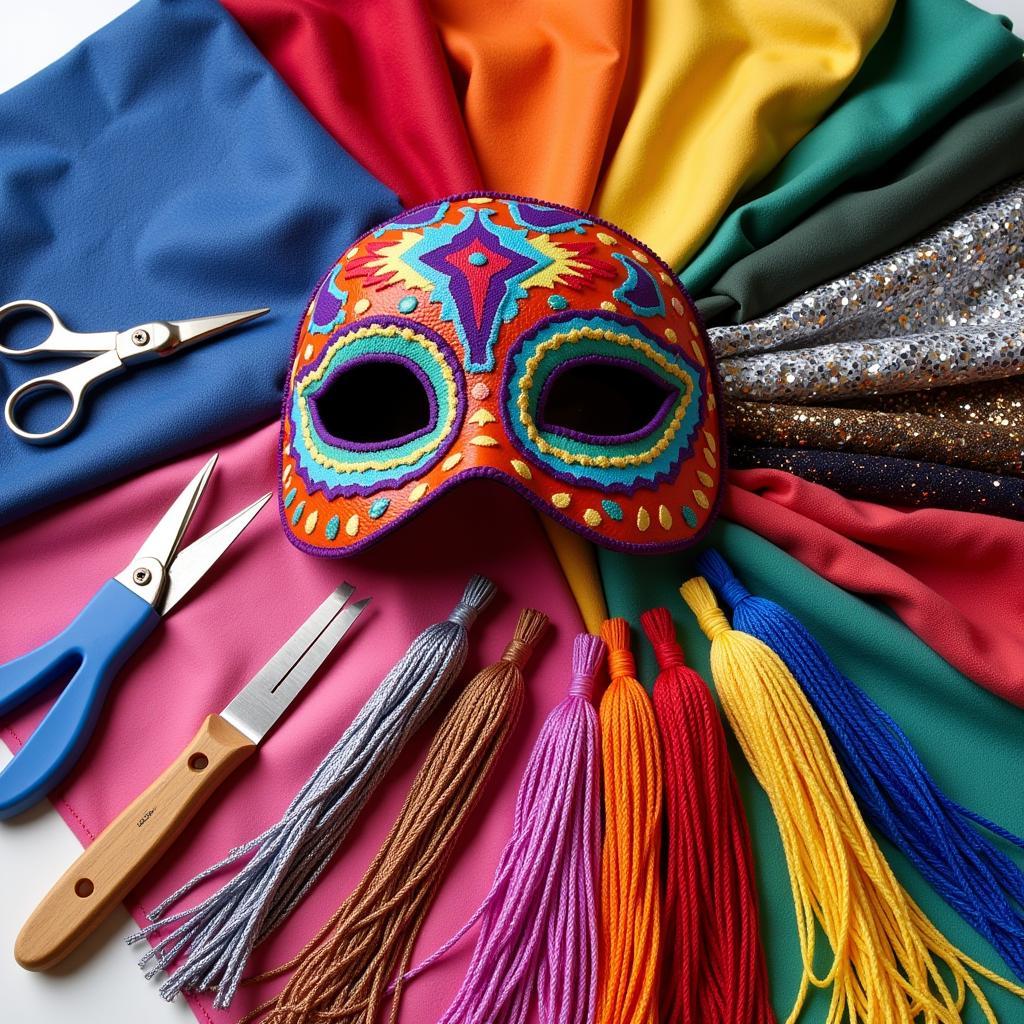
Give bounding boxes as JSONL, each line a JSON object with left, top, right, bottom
{"left": 127, "top": 574, "right": 496, "bottom": 1008}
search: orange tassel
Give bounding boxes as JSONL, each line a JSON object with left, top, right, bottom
{"left": 597, "top": 618, "right": 662, "bottom": 1024}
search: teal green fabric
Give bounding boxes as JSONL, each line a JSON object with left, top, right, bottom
{"left": 682, "top": 0, "right": 1023, "bottom": 301}
{"left": 694, "top": 61, "right": 1024, "bottom": 325}
{"left": 601, "top": 526, "right": 1024, "bottom": 1020}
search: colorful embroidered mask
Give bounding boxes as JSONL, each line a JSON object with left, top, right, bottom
{"left": 280, "top": 194, "right": 724, "bottom": 554}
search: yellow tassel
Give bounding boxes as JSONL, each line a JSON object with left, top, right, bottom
{"left": 680, "top": 576, "right": 1024, "bottom": 1024}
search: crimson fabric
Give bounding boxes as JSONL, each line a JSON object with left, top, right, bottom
{"left": 723, "top": 469, "right": 1024, "bottom": 706}
{"left": 223, "top": 0, "right": 481, "bottom": 203}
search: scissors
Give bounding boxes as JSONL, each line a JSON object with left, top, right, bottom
{"left": 0, "top": 300, "right": 269, "bottom": 444}
{"left": 0, "top": 453, "right": 270, "bottom": 819}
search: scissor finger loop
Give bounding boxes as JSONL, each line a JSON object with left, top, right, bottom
{"left": 4, "top": 349, "right": 123, "bottom": 444}
{"left": 0, "top": 299, "right": 112, "bottom": 358}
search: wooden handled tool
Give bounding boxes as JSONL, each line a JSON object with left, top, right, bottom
{"left": 15, "top": 582, "right": 369, "bottom": 971}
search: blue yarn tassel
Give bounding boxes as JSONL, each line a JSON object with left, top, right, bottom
{"left": 698, "top": 548, "right": 1024, "bottom": 981}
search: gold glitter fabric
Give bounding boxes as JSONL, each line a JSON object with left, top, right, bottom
{"left": 726, "top": 377, "right": 1024, "bottom": 476}
{"left": 711, "top": 178, "right": 1024, "bottom": 402}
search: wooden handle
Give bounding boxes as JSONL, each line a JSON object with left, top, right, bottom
{"left": 15, "top": 714, "right": 256, "bottom": 971}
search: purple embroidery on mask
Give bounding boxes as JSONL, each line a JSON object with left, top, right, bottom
{"left": 373, "top": 200, "right": 451, "bottom": 236}
{"left": 611, "top": 252, "right": 665, "bottom": 318}
{"left": 506, "top": 201, "right": 590, "bottom": 234}
{"left": 309, "top": 266, "right": 348, "bottom": 335}
{"left": 411, "top": 208, "right": 551, "bottom": 371}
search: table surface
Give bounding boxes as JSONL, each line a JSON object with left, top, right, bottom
{"left": 1, "top": 1, "right": 1021, "bottom": 1022}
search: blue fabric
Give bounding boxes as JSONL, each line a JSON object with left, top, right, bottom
{"left": 0, "top": 0, "right": 400, "bottom": 524}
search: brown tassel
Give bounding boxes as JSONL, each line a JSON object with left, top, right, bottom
{"left": 242, "top": 608, "right": 550, "bottom": 1024}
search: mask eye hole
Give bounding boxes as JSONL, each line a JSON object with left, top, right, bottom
{"left": 537, "top": 357, "right": 676, "bottom": 442}
{"left": 313, "top": 356, "right": 434, "bottom": 448}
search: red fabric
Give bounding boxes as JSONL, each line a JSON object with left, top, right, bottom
{"left": 725, "top": 469, "right": 1024, "bottom": 706}
{"left": 221, "top": 0, "right": 481, "bottom": 204}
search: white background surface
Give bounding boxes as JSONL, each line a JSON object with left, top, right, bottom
{"left": 0, "top": 1, "right": 1022, "bottom": 1022}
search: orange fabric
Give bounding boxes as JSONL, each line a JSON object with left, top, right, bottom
{"left": 430, "top": 0, "right": 631, "bottom": 208}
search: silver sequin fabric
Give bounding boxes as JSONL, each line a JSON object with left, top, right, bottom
{"left": 711, "top": 178, "right": 1024, "bottom": 403}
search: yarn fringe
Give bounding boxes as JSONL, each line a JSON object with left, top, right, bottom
{"left": 642, "top": 606, "right": 775, "bottom": 1024}
{"left": 240, "top": 607, "right": 549, "bottom": 1024}
{"left": 129, "top": 575, "right": 496, "bottom": 1008}
{"left": 681, "top": 576, "right": 1024, "bottom": 1024}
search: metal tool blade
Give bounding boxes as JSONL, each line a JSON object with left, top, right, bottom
{"left": 221, "top": 584, "right": 369, "bottom": 744}
{"left": 129, "top": 453, "right": 218, "bottom": 578}
{"left": 161, "top": 491, "right": 271, "bottom": 614}
{"left": 169, "top": 308, "right": 270, "bottom": 352}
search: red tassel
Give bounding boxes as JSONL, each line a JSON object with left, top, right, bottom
{"left": 641, "top": 607, "right": 775, "bottom": 1024}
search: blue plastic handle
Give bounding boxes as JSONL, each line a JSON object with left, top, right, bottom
{"left": 0, "top": 579, "right": 160, "bottom": 818}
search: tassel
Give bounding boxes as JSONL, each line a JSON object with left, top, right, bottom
{"left": 698, "top": 550, "right": 1024, "bottom": 984}
{"left": 129, "top": 575, "right": 496, "bottom": 1008}
{"left": 641, "top": 606, "right": 775, "bottom": 1024}
{"left": 240, "top": 607, "right": 549, "bottom": 1024}
{"left": 398, "top": 631, "right": 604, "bottom": 1024}
{"left": 680, "top": 576, "right": 1024, "bottom": 1023}
{"left": 597, "top": 618, "right": 662, "bottom": 1024}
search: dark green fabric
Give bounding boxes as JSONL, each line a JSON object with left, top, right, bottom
{"left": 600, "top": 524, "right": 1024, "bottom": 1021}
{"left": 694, "top": 61, "right": 1024, "bottom": 325}
{"left": 682, "top": 0, "right": 1023, "bottom": 312}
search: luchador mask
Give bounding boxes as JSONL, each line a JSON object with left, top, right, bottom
{"left": 280, "top": 194, "right": 724, "bottom": 554}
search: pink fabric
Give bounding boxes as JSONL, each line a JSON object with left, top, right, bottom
{"left": 0, "top": 423, "right": 584, "bottom": 1023}
{"left": 725, "top": 468, "right": 1024, "bottom": 706}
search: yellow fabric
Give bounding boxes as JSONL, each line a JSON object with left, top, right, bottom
{"left": 541, "top": 520, "right": 608, "bottom": 633}
{"left": 594, "top": 0, "right": 896, "bottom": 270}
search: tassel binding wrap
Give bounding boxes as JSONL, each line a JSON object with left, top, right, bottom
{"left": 129, "top": 575, "right": 497, "bottom": 1008}
{"left": 680, "top": 576, "right": 1024, "bottom": 1024}
{"left": 698, "top": 549, "right": 1024, "bottom": 985}
{"left": 641, "top": 606, "right": 776, "bottom": 1024}
{"left": 399, "top": 631, "right": 605, "bottom": 1024}
{"left": 240, "top": 606, "right": 549, "bottom": 1024}
{"left": 597, "top": 617, "right": 662, "bottom": 1024}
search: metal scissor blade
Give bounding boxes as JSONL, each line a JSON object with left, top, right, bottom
{"left": 169, "top": 308, "right": 270, "bottom": 352}
{"left": 221, "top": 584, "right": 369, "bottom": 745}
{"left": 161, "top": 491, "right": 271, "bottom": 614}
{"left": 129, "top": 454, "right": 218, "bottom": 575}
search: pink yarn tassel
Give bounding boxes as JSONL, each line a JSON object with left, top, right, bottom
{"left": 403, "top": 632, "right": 604, "bottom": 1024}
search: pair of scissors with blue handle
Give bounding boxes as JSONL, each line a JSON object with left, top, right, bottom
{"left": 0, "top": 300, "right": 269, "bottom": 444}
{"left": 0, "top": 453, "right": 270, "bottom": 819}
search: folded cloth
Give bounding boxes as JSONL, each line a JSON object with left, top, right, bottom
{"left": 730, "top": 447, "right": 1024, "bottom": 519}
{"left": 711, "top": 178, "right": 1024, "bottom": 403}
{"left": 429, "top": 0, "right": 630, "bottom": 208}
{"left": 599, "top": 520, "right": 1024, "bottom": 1020}
{"left": 0, "top": 423, "right": 586, "bottom": 1024}
{"left": 726, "top": 377, "right": 1024, "bottom": 477}
{"left": 0, "top": 0, "right": 399, "bottom": 526}
{"left": 695, "top": 61, "right": 1024, "bottom": 325}
{"left": 224, "top": 0, "right": 481, "bottom": 203}
{"left": 717, "top": 471, "right": 1024, "bottom": 704}
{"left": 683, "top": 0, "right": 1023, "bottom": 299}
{"left": 593, "top": 0, "right": 895, "bottom": 269}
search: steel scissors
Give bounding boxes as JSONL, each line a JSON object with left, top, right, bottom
{"left": 0, "top": 300, "right": 269, "bottom": 444}
{"left": 0, "top": 453, "right": 270, "bottom": 818}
